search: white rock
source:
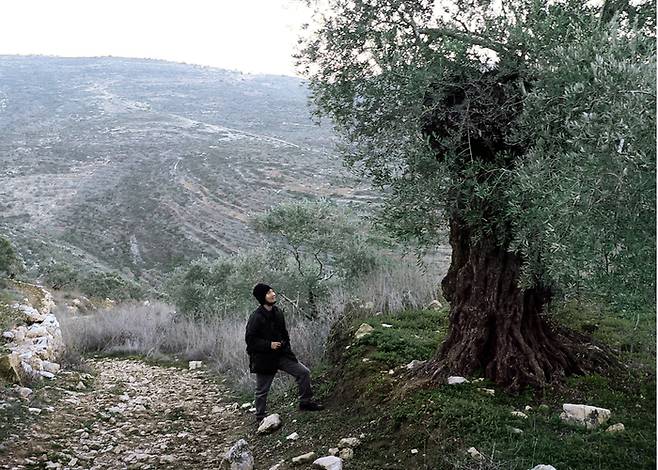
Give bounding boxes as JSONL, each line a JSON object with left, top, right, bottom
{"left": 405, "top": 360, "right": 426, "bottom": 370}
{"left": 381, "top": 323, "right": 393, "bottom": 328}
{"left": 467, "top": 447, "right": 484, "bottom": 460}
{"left": 478, "top": 387, "right": 495, "bottom": 396}
{"left": 15, "top": 386, "right": 33, "bottom": 399}
{"left": 448, "top": 376, "right": 469, "bottom": 385}
{"left": 286, "top": 432, "right": 300, "bottom": 440}
{"left": 41, "top": 361, "right": 61, "bottom": 374}
{"left": 560, "top": 404, "right": 611, "bottom": 429}
{"left": 510, "top": 427, "right": 524, "bottom": 434}
{"left": 511, "top": 411, "right": 528, "bottom": 419}
{"left": 257, "top": 414, "right": 282, "bottom": 434}
{"left": 221, "top": 439, "right": 254, "bottom": 470}
{"left": 28, "top": 407, "right": 42, "bottom": 414}
{"left": 525, "top": 405, "right": 533, "bottom": 411}
{"left": 328, "top": 448, "right": 340, "bottom": 456}
{"left": 40, "top": 370, "right": 55, "bottom": 379}
{"left": 241, "top": 402, "right": 252, "bottom": 409}
{"left": 292, "top": 452, "right": 316, "bottom": 464}
{"left": 355, "top": 324, "right": 374, "bottom": 339}
{"left": 3, "top": 331, "right": 14, "bottom": 339}
{"left": 313, "top": 456, "right": 343, "bottom": 470}
{"left": 337, "top": 437, "right": 361, "bottom": 448}
{"left": 606, "top": 423, "right": 625, "bottom": 433}
{"left": 428, "top": 300, "right": 443, "bottom": 310}
{"left": 338, "top": 448, "right": 353, "bottom": 460}
{"left": 530, "top": 466, "right": 557, "bottom": 470}
{"left": 188, "top": 361, "right": 203, "bottom": 370}
{"left": 411, "top": 449, "right": 419, "bottom": 454}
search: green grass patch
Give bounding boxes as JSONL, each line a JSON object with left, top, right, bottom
{"left": 267, "top": 304, "right": 656, "bottom": 469}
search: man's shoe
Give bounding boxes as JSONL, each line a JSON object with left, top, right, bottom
{"left": 299, "top": 401, "right": 324, "bottom": 412}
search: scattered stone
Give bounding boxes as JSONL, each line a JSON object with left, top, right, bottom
{"left": 427, "top": 300, "right": 443, "bottom": 310}
{"left": 339, "top": 448, "right": 353, "bottom": 460}
{"left": 411, "top": 449, "right": 419, "bottom": 454}
{"left": 405, "top": 360, "right": 426, "bottom": 370}
{"left": 560, "top": 404, "right": 611, "bottom": 429}
{"left": 525, "top": 405, "right": 533, "bottom": 411}
{"left": 530, "top": 466, "right": 557, "bottom": 470}
{"left": 381, "top": 323, "right": 393, "bottom": 328}
{"left": 15, "top": 386, "right": 33, "bottom": 399}
{"left": 328, "top": 448, "right": 340, "bottom": 456}
{"left": 511, "top": 411, "right": 528, "bottom": 419}
{"left": 467, "top": 447, "right": 484, "bottom": 460}
{"left": 509, "top": 427, "right": 524, "bottom": 434}
{"left": 337, "top": 437, "right": 361, "bottom": 448}
{"left": 312, "top": 455, "right": 342, "bottom": 470}
{"left": 286, "top": 432, "right": 300, "bottom": 440}
{"left": 188, "top": 361, "right": 203, "bottom": 370}
{"left": 258, "top": 414, "right": 282, "bottom": 434}
{"left": 448, "top": 376, "right": 469, "bottom": 385}
{"left": 292, "top": 452, "right": 316, "bottom": 465}
{"left": 28, "top": 407, "right": 42, "bottom": 414}
{"left": 221, "top": 439, "right": 254, "bottom": 470}
{"left": 355, "top": 324, "right": 374, "bottom": 340}
{"left": 241, "top": 402, "right": 252, "bottom": 409}
{"left": 606, "top": 423, "right": 625, "bottom": 433}
{"left": 478, "top": 388, "right": 495, "bottom": 396}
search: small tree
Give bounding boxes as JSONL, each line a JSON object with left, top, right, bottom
{"left": 253, "top": 200, "right": 384, "bottom": 317}
{"left": 80, "top": 271, "right": 144, "bottom": 301}
{"left": 42, "top": 263, "right": 79, "bottom": 290}
{"left": 0, "top": 236, "right": 22, "bottom": 278}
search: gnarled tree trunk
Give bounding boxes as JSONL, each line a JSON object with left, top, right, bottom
{"left": 424, "top": 215, "right": 615, "bottom": 390}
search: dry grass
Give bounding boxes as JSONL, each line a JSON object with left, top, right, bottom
{"left": 57, "top": 301, "right": 338, "bottom": 394}
{"left": 57, "top": 258, "right": 446, "bottom": 394}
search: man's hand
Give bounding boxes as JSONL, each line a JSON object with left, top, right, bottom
{"left": 271, "top": 341, "right": 282, "bottom": 350}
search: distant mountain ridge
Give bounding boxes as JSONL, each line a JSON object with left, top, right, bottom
{"left": 0, "top": 55, "right": 376, "bottom": 284}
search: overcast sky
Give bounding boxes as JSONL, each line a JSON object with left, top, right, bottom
{"left": 0, "top": 0, "right": 312, "bottom": 76}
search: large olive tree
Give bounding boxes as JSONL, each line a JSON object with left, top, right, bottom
{"left": 298, "top": 0, "right": 655, "bottom": 389}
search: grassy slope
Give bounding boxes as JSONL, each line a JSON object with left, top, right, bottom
{"left": 255, "top": 306, "right": 656, "bottom": 469}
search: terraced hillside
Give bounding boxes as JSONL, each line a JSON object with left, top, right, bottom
{"left": 0, "top": 56, "right": 376, "bottom": 283}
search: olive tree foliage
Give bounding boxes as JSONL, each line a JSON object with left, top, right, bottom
{"left": 253, "top": 199, "right": 385, "bottom": 316}
{"left": 297, "top": 0, "right": 655, "bottom": 310}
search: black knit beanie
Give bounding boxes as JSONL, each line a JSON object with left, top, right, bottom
{"left": 253, "top": 283, "right": 272, "bottom": 305}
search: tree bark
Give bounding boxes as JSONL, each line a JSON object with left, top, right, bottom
{"left": 424, "top": 215, "right": 615, "bottom": 390}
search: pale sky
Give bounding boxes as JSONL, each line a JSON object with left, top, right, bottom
{"left": 0, "top": 0, "right": 312, "bottom": 76}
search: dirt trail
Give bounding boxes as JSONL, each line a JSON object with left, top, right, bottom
{"left": 0, "top": 358, "right": 253, "bottom": 469}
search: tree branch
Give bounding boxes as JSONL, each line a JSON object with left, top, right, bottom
{"left": 419, "top": 27, "right": 509, "bottom": 55}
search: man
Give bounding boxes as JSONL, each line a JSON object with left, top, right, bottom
{"left": 245, "top": 283, "right": 324, "bottom": 423}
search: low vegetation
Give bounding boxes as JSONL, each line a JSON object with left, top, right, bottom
{"left": 256, "top": 303, "right": 656, "bottom": 469}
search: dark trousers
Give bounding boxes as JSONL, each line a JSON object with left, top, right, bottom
{"left": 255, "top": 356, "right": 312, "bottom": 419}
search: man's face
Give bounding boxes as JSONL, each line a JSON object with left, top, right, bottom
{"left": 265, "top": 289, "right": 277, "bottom": 304}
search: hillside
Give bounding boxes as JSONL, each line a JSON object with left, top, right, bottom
{"left": 0, "top": 55, "right": 377, "bottom": 284}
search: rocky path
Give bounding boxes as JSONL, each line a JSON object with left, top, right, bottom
{"left": 0, "top": 358, "right": 252, "bottom": 469}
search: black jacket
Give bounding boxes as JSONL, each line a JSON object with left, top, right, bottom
{"left": 245, "top": 304, "right": 297, "bottom": 374}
